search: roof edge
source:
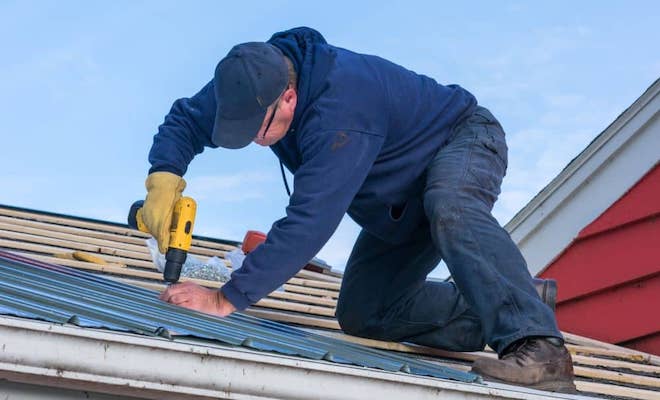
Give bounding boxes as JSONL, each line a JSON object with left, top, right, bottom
{"left": 505, "top": 78, "right": 660, "bottom": 234}
{"left": 0, "top": 316, "right": 590, "bottom": 400}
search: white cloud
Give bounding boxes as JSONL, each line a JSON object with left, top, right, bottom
{"left": 72, "top": 205, "right": 127, "bottom": 225}
{"left": 544, "top": 93, "right": 585, "bottom": 109}
{"left": 644, "top": 60, "right": 660, "bottom": 77}
{"left": 0, "top": 176, "right": 51, "bottom": 199}
{"left": 500, "top": 124, "right": 594, "bottom": 225}
{"left": 193, "top": 224, "right": 245, "bottom": 245}
{"left": 522, "top": 25, "right": 593, "bottom": 67}
{"left": 428, "top": 262, "right": 450, "bottom": 280}
{"left": 316, "top": 216, "right": 361, "bottom": 271}
{"left": 186, "top": 171, "right": 278, "bottom": 202}
{"left": 0, "top": 37, "right": 101, "bottom": 98}
{"left": 494, "top": 189, "right": 534, "bottom": 224}
{"left": 468, "top": 24, "right": 595, "bottom": 109}
{"left": 317, "top": 216, "right": 451, "bottom": 280}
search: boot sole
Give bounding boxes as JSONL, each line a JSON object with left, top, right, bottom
{"left": 478, "top": 374, "right": 577, "bottom": 394}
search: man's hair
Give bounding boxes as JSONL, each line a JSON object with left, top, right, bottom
{"left": 283, "top": 56, "right": 297, "bottom": 89}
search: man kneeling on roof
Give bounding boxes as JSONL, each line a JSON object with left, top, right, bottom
{"left": 141, "top": 27, "right": 576, "bottom": 393}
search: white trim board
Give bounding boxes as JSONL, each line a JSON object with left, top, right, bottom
{"left": 505, "top": 79, "right": 660, "bottom": 276}
{"left": 0, "top": 381, "right": 135, "bottom": 400}
{"left": 0, "top": 316, "right": 594, "bottom": 400}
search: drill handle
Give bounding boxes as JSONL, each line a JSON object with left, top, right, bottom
{"left": 128, "top": 200, "right": 148, "bottom": 232}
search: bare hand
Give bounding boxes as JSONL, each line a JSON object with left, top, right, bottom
{"left": 159, "top": 281, "right": 236, "bottom": 317}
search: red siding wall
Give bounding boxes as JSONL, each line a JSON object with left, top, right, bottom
{"left": 539, "top": 163, "right": 660, "bottom": 355}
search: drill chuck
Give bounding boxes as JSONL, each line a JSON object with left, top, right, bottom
{"left": 164, "top": 248, "right": 186, "bottom": 283}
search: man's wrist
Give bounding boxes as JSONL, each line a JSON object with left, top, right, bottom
{"left": 220, "top": 280, "right": 251, "bottom": 310}
{"left": 217, "top": 290, "right": 237, "bottom": 315}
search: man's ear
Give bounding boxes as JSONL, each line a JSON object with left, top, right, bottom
{"left": 281, "top": 88, "right": 297, "bottom": 115}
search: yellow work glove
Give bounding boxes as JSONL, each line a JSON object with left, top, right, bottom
{"left": 142, "top": 171, "right": 186, "bottom": 254}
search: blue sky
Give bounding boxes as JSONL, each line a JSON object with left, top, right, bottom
{"left": 1, "top": 1, "right": 658, "bottom": 277}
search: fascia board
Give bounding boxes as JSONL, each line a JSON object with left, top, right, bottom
{"left": 0, "top": 316, "right": 595, "bottom": 400}
{"left": 505, "top": 80, "right": 660, "bottom": 275}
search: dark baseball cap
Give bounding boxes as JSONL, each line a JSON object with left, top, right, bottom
{"left": 212, "top": 42, "right": 288, "bottom": 149}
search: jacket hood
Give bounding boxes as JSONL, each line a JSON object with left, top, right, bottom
{"left": 267, "top": 27, "right": 328, "bottom": 131}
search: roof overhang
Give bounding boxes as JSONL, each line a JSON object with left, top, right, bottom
{"left": 0, "top": 316, "right": 592, "bottom": 400}
{"left": 505, "top": 79, "right": 660, "bottom": 276}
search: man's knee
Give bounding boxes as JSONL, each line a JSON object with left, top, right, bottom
{"left": 336, "top": 300, "right": 380, "bottom": 337}
{"left": 425, "top": 192, "right": 464, "bottom": 228}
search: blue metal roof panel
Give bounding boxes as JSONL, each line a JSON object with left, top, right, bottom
{"left": 0, "top": 250, "right": 480, "bottom": 383}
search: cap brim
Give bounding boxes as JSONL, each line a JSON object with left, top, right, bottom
{"left": 212, "top": 107, "right": 267, "bottom": 149}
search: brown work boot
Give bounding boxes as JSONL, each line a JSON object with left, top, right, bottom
{"left": 471, "top": 337, "right": 577, "bottom": 393}
{"left": 533, "top": 278, "right": 557, "bottom": 311}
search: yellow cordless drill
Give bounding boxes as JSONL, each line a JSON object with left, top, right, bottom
{"left": 128, "top": 197, "right": 197, "bottom": 283}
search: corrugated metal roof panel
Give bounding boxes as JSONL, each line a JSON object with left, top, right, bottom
{"left": 4, "top": 205, "right": 660, "bottom": 399}
{"left": 0, "top": 250, "right": 480, "bottom": 383}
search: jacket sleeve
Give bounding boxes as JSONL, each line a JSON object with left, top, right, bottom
{"left": 221, "top": 130, "right": 384, "bottom": 310}
{"left": 148, "top": 80, "right": 218, "bottom": 176}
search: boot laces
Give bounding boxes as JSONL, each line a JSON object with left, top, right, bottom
{"left": 502, "top": 338, "right": 541, "bottom": 365}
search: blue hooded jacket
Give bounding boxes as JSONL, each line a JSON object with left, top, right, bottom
{"left": 148, "top": 27, "right": 477, "bottom": 310}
